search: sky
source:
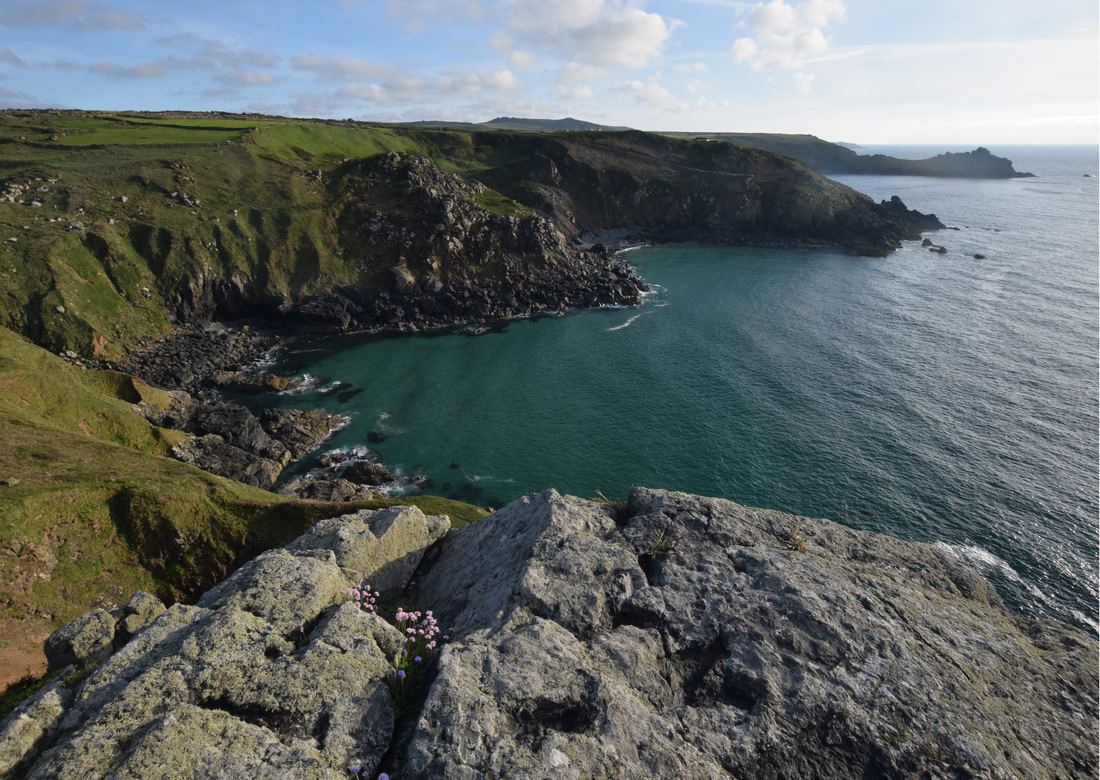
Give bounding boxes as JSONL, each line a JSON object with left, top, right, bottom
{"left": 0, "top": 0, "right": 1097, "bottom": 144}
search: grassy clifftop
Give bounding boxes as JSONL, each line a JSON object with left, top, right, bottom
{"left": 0, "top": 325, "right": 488, "bottom": 623}
{"left": 0, "top": 110, "right": 931, "bottom": 362}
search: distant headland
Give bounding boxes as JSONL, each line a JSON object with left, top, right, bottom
{"left": 403, "top": 117, "right": 1035, "bottom": 179}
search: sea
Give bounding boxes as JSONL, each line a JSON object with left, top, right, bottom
{"left": 239, "top": 144, "right": 1099, "bottom": 635}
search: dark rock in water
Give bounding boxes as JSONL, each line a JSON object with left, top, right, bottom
{"left": 259, "top": 408, "right": 346, "bottom": 460}
{"left": 929, "top": 245, "right": 947, "bottom": 254}
{"left": 366, "top": 431, "right": 388, "bottom": 444}
{"left": 7, "top": 488, "right": 1094, "bottom": 780}
{"left": 449, "top": 462, "right": 459, "bottom": 470}
{"left": 335, "top": 388, "right": 364, "bottom": 404}
{"left": 232, "top": 373, "right": 302, "bottom": 393}
{"left": 318, "top": 381, "right": 351, "bottom": 397}
{"left": 974, "top": 253, "right": 986, "bottom": 259}
{"left": 277, "top": 475, "right": 382, "bottom": 502}
{"left": 341, "top": 460, "right": 396, "bottom": 486}
{"left": 921, "top": 238, "right": 934, "bottom": 247}
{"left": 318, "top": 451, "right": 352, "bottom": 468}
{"left": 170, "top": 434, "right": 284, "bottom": 490}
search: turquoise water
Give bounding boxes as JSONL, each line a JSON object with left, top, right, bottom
{"left": 245, "top": 145, "right": 1099, "bottom": 634}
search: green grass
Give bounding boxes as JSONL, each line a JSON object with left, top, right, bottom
{"left": 0, "top": 326, "right": 488, "bottom": 621}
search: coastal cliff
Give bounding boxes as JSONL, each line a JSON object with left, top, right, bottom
{"left": 0, "top": 111, "right": 941, "bottom": 361}
{"left": 3, "top": 488, "right": 1095, "bottom": 779}
{"left": 663, "top": 134, "right": 1036, "bottom": 179}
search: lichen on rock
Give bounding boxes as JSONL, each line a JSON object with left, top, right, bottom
{"left": 3, "top": 488, "right": 1095, "bottom": 780}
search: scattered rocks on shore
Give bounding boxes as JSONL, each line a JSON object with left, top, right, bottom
{"left": 109, "top": 325, "right": 275, "bottom": 396}
{"left": 135, "top": 391, "right": 346, "bottom": 491}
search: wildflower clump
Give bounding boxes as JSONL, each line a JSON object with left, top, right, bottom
{"left": 347, "top": 583, "right": 454, "bottom": 716}
{"left": 347, "top": 584, "right": 380, "bottom": 615}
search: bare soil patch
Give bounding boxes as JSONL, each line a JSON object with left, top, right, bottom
{"left": 0, "top": 617, "right": 54, "bottom": 689}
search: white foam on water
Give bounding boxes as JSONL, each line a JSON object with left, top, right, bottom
{"left": 936, "top": 541, "right": 1050, "bottom": 604}
{"left": 607, "top": 314, "right": 642, "bottom": 332}
{"left": 278, "top": 374, "right": 323, "bottom": 395}
{"left": 1069, "top": 610, "right": 1100, "bottom": 635}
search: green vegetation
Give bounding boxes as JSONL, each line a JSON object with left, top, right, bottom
{"left": 0, "top": 108, "right": 842, "bottom": 637}
{"left": 0, "top": 325, "right": 488, "bottom": 623}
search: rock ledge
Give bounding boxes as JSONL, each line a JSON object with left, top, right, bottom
{"left": 2, "top": 488, "right": 1095, "bottom": 780}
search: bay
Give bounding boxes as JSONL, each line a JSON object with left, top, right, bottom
{"left": 245, "top": 145, "right": 1099, "bottom": 635}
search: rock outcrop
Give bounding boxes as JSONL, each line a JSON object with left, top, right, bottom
{"left": 134, "top": 386, "right": 346, "bottom": 490}
{"left": 4, "top": 488, "right": 1094, "bottom": 780}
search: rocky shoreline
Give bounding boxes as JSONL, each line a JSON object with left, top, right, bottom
{"left": 98, "top": 243, "right": 652, "bottom": 499}
{"left": 97, "top": 221, "right": 945, "bottom": 500}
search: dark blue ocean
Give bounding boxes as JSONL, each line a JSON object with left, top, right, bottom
{"left": 249, "top": 145, "right": 1099, "bottom": 634}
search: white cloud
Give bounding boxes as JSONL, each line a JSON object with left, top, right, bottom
{"left": 215, "top": 70, "right": 280, "bottom": 87}
{"left": 292, "top": 53, "right": 388, "bottom": 81}
{"left": 383, "top": 0, "right": 485, "bottom": 35}
{"left": 335, "top": 83, "right": 394, "bottom": 103}
{"left": 509, "top": 50, "right": 537, "bottom": 68}
{"left": 684, "top": 78, "right": 706, "bottom": 93}
{"left": 615, "top": 78, "right": 688, "bottom": 112}
{"left": 0, "top": 0, "right": 147, "bottom": 31}
{"left": 159, "top": 39, "right": 280, "bottom": 72}
{"left": 557, "top": 61, "right": 606, "bottom": 84}
{"left": 732, "top": 0, "right": 845, "bottom": 71}
{"left": 791, "top": 71, "right": 813, "bottom": 93}
{"left": 438, "top": 68, "right": 524, "bottom": 96}
{"left": 501, "top": 0, "right": 681, "bottom": 69}
{"left": 674, "top": 61, "right": 708, "bottom": 73}
{"left": 556, "top": 85, "right": 594, "bottom": 99}
{"left": 89, "top": 61, "right": 166, "bottom": 79}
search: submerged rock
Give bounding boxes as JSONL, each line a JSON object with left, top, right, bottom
{"left": 2, "top": 489, "right": 1094, "bottom": 780}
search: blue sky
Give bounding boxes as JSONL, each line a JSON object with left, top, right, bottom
{"left": 1, "top": 0, "right": 1096, "bottom": 143}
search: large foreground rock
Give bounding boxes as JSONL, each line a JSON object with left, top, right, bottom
{"left": 1, "top": 505, "right": 449, "bottom": 780}
{"left": 409, "top": 488, "right": 1097, "bottom": 780}
{"left": 2, "top": 489, "right": 1095, "bottom": 780}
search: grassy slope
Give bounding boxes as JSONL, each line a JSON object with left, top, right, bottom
{"left": 0, "top": 112, "right": 547, "bottom": 359}
{"left": 0, "top": 325, "right": 488, "bottom": 623}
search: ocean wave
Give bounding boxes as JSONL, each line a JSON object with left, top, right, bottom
{"left": 936, "top": 542, "right": 1024, "bottom": 582}
{"left": 936, "top": 542, "right": 1052, "bottom": 608}
{"left": 607, "top": 314, "right": 642, "bottom": 332}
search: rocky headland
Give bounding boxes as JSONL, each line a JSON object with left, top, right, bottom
{"left": 3, "top": 487, "right": 1095, "bottom": 779}
{"left": 683, "top": 135, "right": 1037, "bottom": 179}
{"left": 0, "top": 112, "right": 944, "bottom": 366}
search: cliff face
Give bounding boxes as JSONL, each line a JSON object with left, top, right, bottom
{"left": 6, "top": 487, "right": 1095, "bottom": 780}
{"left": 473, "top": 130, "right": 943, "bottom": 253}
{"left": 0, "top": 112, "right": 940, "bottom": 360}
{"left": 669, "top": 134, "right": 1036, "bottom": 179}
